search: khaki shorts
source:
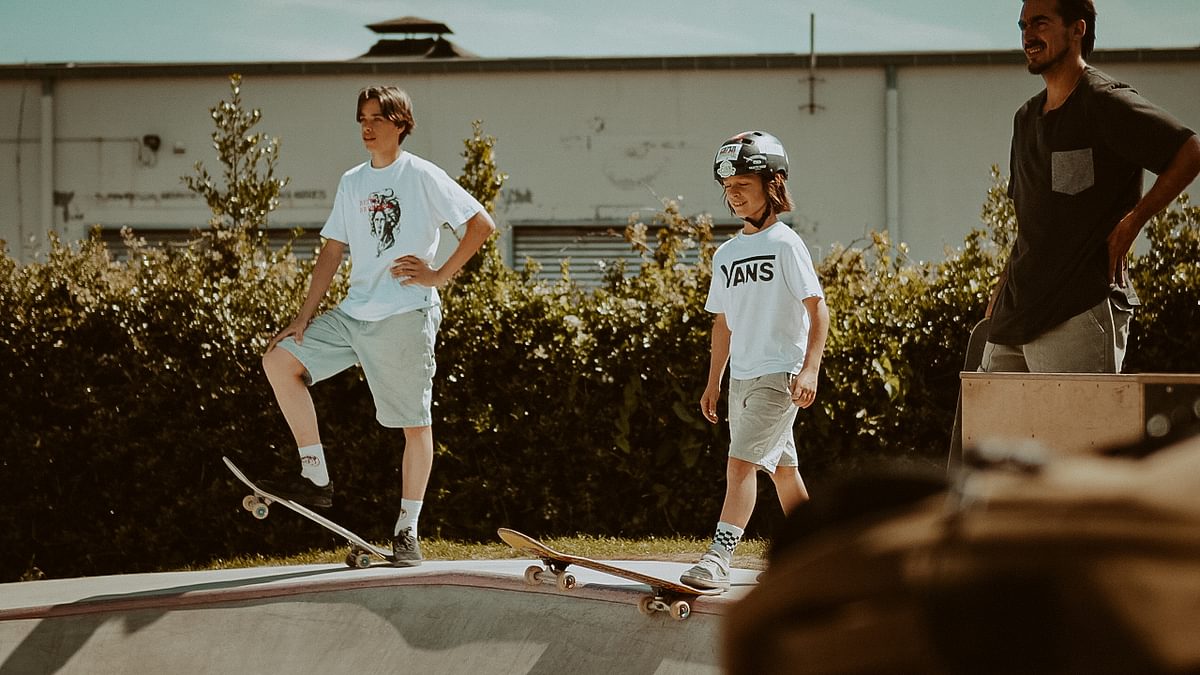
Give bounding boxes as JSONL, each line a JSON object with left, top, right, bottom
{"left": 277, "top": 306, "right": 441, "bottom": 428}
{"left": 728, "top": 372, "right": 799, "bottom": 474}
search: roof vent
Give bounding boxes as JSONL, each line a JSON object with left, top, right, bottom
{"left": 358, "top": 16, "right": 476, "bottom": 59}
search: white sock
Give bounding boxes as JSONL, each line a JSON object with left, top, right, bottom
{"left": 711, "top": 522, "right": 744, "bottom": 559}
{"left": 394, "top": 499, "right": 423, "bottom": 538}
{"left": 298, "top": 444, "right": 329, "bottom": 486}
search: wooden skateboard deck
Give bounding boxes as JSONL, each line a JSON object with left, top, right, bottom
{"left": 498, "top": 527, "right": 721, "bottom": 621}
{"left": 223, "top": 456, "right": 394, "bottom": 568}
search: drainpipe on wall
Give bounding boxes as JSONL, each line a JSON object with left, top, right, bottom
{"left": 39, "top": 78, "right": 55, "bottom": 252}
{"left": 884, "top": 64, "right": 900, "bottom": 244}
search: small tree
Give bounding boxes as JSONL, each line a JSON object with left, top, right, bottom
{"left": 452, "top": 120, "right": 508, "bottom": 280}
{"left": 184, "top": 73, "right": 289, "bottom": 233}
{"left": 182, "top": 74, "right": 291, "bottom": 277}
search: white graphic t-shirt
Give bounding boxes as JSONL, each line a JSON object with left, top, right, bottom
{"left": 321, "top": 152, "right": 485, "bottom": 321}
{"left": 705, "top": 223, "right": 825, "bottom": 380}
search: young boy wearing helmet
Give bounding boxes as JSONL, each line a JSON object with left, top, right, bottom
{"left": 682, "top": 131, "right": 830, "bottom": 590}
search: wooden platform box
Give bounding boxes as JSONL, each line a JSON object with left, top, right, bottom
{"left": 960, "top": 372, "right": 1200, "bottom": 455}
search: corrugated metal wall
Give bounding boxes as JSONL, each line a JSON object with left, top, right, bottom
{"left": 511, "top": 224, "right": 741, "bottom": 286}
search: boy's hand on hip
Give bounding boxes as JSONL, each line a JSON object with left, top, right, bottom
{"left": 391, "top": 255, "right": 440, "bottom": 287}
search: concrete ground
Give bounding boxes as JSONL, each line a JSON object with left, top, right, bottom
{"left": 0, "top": 559, "right": 758, "bottom": 675}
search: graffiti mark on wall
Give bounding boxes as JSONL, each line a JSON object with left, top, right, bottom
{"left": 501, "top": 188, "right": 533, "bottom": 208}
{"left": 602, "top": 140, "right": 686, "bottom": 190}
{"left": 53, "top": 191, "right": 80, "bottom": 222}
{"left": 87, "top": 189, "right": 328, "bottom": 208}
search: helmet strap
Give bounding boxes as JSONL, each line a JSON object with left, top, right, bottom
{"left": 742, "top": 203, "right": 774, "bottom": 233}
{"left": 742, "top": 174, "right": 775, "bottom": 232}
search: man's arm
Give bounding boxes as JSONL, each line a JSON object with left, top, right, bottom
{"left": 267, "top": 239, "right": 346, "bottom": 350}
{"left": 391, "top": 210, "right": 497, "bottom": 287}
{"left": 700, "top": 313, "right": 731, "bottom": 424}
{"left": 1107, "top": 134, "right": 1200, "bottom": 284}
{"left": 790, "top": 296, "right": 829, "bottom": 409}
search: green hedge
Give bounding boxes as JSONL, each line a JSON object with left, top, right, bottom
{"left": 1, "top": 174, "right": 1196, "bottom": 582}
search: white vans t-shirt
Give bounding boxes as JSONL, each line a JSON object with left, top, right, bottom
{"left": 705, "top": 223, "right": 824, "bottom": 380}
{"left": 321, "top": 152, "right": 484, "bottom": 321}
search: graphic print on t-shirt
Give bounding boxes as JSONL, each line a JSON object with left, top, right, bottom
{"left": 720, "top": 254, "right": 776, "bottom": 288}
{"left": 365, "top": 189, "right": 402, "bottom": 257}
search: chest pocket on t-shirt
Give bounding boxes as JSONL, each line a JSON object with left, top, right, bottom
{"left": 1051, "top": 148, "right": 1094, "bottom": 196}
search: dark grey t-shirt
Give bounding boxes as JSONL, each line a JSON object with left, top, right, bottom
{"left": 990, "top": 67, "right": 1195, "bottom": 345}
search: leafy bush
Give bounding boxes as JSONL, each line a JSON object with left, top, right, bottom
{"left": 3, "top": 108, "right": 1197, "bottom": 583}
{"left": 0, "top": 229, "right": 329, "bottom": 581}
{"left": 1126, "top": 193, "right": 1200, "bottom": 372}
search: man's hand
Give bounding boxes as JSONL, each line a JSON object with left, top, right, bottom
{"left": 1106, "top": 213, "right": 1140, "bottom": 287}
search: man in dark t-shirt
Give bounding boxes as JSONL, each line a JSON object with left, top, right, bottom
{"left": 983, "top": 0, "right": 1200, "bottom": 373}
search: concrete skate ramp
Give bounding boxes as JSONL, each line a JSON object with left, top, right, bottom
{"left": 0, "top": 561, "right": 744, "bottom": 675}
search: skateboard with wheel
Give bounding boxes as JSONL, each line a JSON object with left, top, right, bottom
{"left": 223, "top": 456, "right": 395, "bottom": 569}
{"left": 497, "top": 527, "right": 722, "bottom": 621}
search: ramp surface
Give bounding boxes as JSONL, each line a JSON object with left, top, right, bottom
{"left": 0, "top": 560, "right": 756, "bottom": 675}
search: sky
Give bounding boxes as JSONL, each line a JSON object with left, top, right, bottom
{"left": 2, "top": 0, "right": 1198, "bottom": 64}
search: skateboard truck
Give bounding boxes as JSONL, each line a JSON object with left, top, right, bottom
{"left": 638, "top": 595, "right": 692, "bottom": 621}
{"left": 524, "top": 560, "right": 577, "bottom": 591}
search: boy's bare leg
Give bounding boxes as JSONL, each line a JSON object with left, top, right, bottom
{"left": 770, "top": 466, "right": 810, "bottom": 516}
{"left": 401, "top": 425, "right": 434, "bottom": 501}
{"left": 718, "top": 457, "right": 760, "bottom": 529}
{"left": 392, "top": 425, "right": 434, "bottom": 566}
{"left": 257, "top": 347, "right": 332, "bottom": 506}
{"left": 683, "top": 457, "right": 757, "bottom": 589}
{"left": 262, "top": 348, "right": 320, "bottom": 447}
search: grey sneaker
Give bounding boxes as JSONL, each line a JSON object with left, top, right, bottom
{"left": 680, "top": 549, "right": 731, "bottom": 590}
{"left": 391, "top": 527, "right": 423, "bottom": 567}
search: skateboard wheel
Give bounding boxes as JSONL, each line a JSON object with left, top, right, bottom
{"left": 556, "top": 572, "right": 576, "bottom": 591}
{"left": 345, "top": 550, "right": 372, "bottom": 569}
{"left": 523, "top": 565, "right": 542, "bottom": 586}
{"left": 669, "top": 600, "right": 691, "bottom": 621}
{"left": 252, "top": 502, "right": 270, "bottom": 520}
{"left": 242, "top": 495, "right": 259, "bottom": 512}
{"left": 638, "top": 596, "right": 656, "bottom": 616}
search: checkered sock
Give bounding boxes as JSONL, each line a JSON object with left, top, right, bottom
{"left": 394, "top": 499, "right": 423, "bottom": 538}
{"left": 298, "top": 443, "right": 329, "bottom": 486}
{"left": 711, "top": 522, "right": 744, "bottom": 559}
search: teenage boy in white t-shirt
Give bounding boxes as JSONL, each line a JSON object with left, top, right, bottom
{"left": 681, "top": 131, "right": 830, "bottom": 590}
{"left": 259, "top": 85, "right": 495, "bottom": 566}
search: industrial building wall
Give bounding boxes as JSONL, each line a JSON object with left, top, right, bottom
{"left": 1, "top": 54, "right": 1197, "bottom": 267}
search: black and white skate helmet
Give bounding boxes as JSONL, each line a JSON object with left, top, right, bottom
{"left": 713, "top": 131, "right": 789, "bottom": 181}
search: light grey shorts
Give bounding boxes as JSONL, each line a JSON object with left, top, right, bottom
{"left": 728, "top": 372, "right": 800, "bottom": 474}
{"left": 277, "top": 306, "right": 442, "bottom": 428}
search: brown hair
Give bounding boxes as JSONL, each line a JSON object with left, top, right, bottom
{"left": 765, "top": 173, "right": 794, "bottom": 214}
{"left": 1056, "top": 0, "right": 1097, "bottom": 59}
{"left": 1026, "top": 0, "right": 1097, "bottom": 58}
{"left": 723, "top": 173, "right": 794, "bottom": 219}
{"left": 356, "top": 86, "right": 416, "bottom": 143}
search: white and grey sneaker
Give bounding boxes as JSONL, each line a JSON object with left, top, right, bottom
{"left": 391, "top": 527, "right": 423, "bottom": 567}
{"left": 680, "top": 549, "right": 731, "bottom": 590}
